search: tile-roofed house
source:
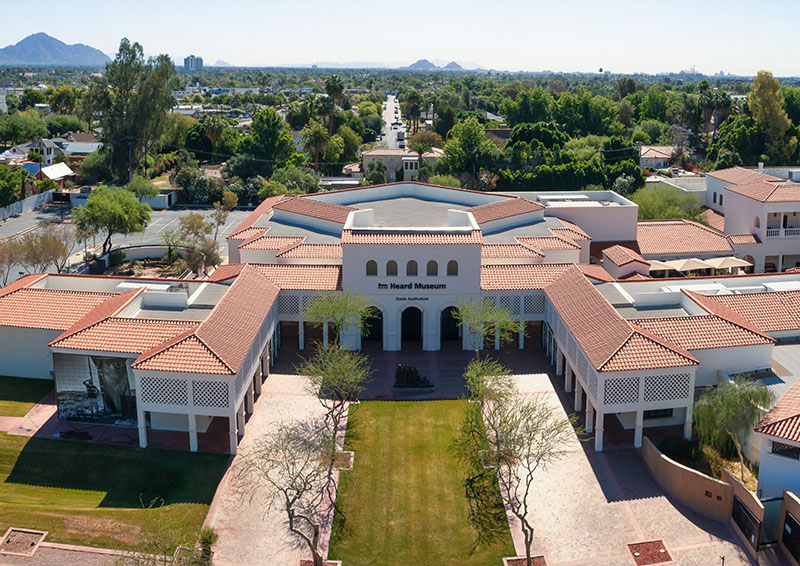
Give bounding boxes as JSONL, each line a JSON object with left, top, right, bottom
{"left": 272, "top": 195, "right": 356, "bottom": 224}
{"left": 515, "top": 235, "right": 580, "bottom": 251}
{"left": 51, "top": 318, "right": 198, "bottom": 353}
{"left": 690, "top": 289, "right": 800, "bottom": 333}
{"left": 754, "top": 380, "right": 800, "bottom": 444}
{"left": 481, "top": 243, "right": 545, "bottom": 259}
{"left": 544, "top": 266, "right": 697, "bottom": 372}
{"left": 636, "top": 220, "right": 733, "bottom": 256}
{"left": 252, "top": 264, "right": 342, "bottom": 290}
{"left": 617, "top": 272, "right": 652, "bottom": 281}
{"left": 706, "top": 166, "right": 782, "bottom": 185}
{"left": 726, "top": 233, "right": 760, "bottom": 245}
{"left": 630, "top": 315, "right": 773, "bottom": 350}
{"left": 132, "top": 329, "right": 232, "bottom": 374}
{"left": 603, "top": 245, "right": 649, "bottom": 267}
{"left": 700, "top": 208, "right": 725, "bottom": 232}
{"left": 227, "top": 226, "right": 269, "bottom": 242}
{"left": 238, "top": 235, "right": 305, "bottom": 251}
{"left": 726, "top": 180, "right": 800, "bottom": 203}
{"left": 275, "top": 243, "right": 343, "bottom": 259}
{"left": 466, "top": 197, "right": 543, "bottom": 224}
{"left": 480, "top": 263, "right": 574, "bottom": 290}
{"left": 550, "top": 218, "right": 591, "bottom": 241}
{"left": 228, "top": 195, "right": 288, "bottom": 236}
{"left": 0, "top": 287, "right": 119, "bottom": 331}
{"left": 341, "top": 230, "right": 483, "bottom": 245}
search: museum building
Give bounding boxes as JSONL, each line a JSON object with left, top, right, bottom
{"left": 2, "top": 182, "right": 800, "bottom": 455}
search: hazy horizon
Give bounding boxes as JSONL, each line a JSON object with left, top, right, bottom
{"left": 2, "top": 0, "right": 798, "bottom": 76}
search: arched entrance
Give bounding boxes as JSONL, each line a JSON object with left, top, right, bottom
{"left": 742, "top": 255, "right": 755, "bottom": 274}
{"left": 401, "top": 307, "right": 423, "bottom": 344}
{"left": 440, "top": 306, "right": 460, "bottom": 347}
{"left": 363, "top": 309, "right": 383, "bottom": 342}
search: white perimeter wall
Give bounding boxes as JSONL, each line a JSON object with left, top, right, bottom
{"left": 758, "top": 437, "right": 800, "bottom": 498}
{"left": 0, "top": 326, "right": 59, "bottom": 379}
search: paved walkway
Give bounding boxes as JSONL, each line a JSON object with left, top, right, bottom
{"left": 0, "top": 543, "right": 123, "bottom": 566}
{"left": 207, "top": 372, "right": 342, "bottom": 566}
{"left": 508, "top": 370, "right": 755, "bottom": 566}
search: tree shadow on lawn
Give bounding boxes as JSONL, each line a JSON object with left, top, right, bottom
{"left": 5, "top": 436, "right": 229, "bottom": 508}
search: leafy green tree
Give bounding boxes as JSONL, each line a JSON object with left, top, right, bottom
{"left": 781, "top": 85, "right": 800, "bottom": 126}
{"left": 45, "top": 115, "right": 87, "bottom": 137}
{"left": 454, "top": 297, "right": 521, "bottom": 355}
{"left": 336, "top": 125, "right": 362, "bottom": 164}
{"left": 404, "top": 88, "right": 423, "bottom": 133}
{"left": 79, "top": 149, "right": 113, "bottom": 182}
{"left": 633, "top": 119, "right": 670, "bottom": 146}
{"left": 184, "top": 122, "right": 213, "bottom": 161}
{"left": 216, "top": 128, "right": 241, "bottom": 157}
{"left": 171, "top": 166, "right": 220, "bottom": 204}
{"left": 428, "top": 173, "right": 460, "bottom": 188}
{"left": 507, "top": 121, "right": 568, "bottom": 150}
{"left": 0, "top": 164, "right": 26, "bottom": 207}
{"left": 499, "top": 87, "right": 552, "bottom": 127}
{"left": 126, "top": 175, "right": 160, "bottom": 199}
{"left": 303, "top": 289, "right": 375, "bottom": 344}
{"left": 553, "top": 88, "right": 621, "bottom": 136}
{"left": 434, "top": 103, "right": 457, "bottom": 139}
{"left": 237, "top": 107, "right": 295, "bottom": 178}
{"left": 444, "top": 116, "right": 493, "bottom": 179}
{"left": 363, "top": 161, "right": 386, "bottom": 185}
{"left": 211, "top": 190, "right": 238, "bottom": 239}
{"left": 271, "top": 164, "right": 320, "bottom": 193}
{"left": 0, "top": 110, "right": 49, "bottom": 144}
{"left": 301, "top": 120, "right": 329, "bottom": 173}
{"left": 749, "top": 70, "right": 798, "bottom": 163}
{"left": 50, "top": 85, "right": 78, "bottom": 114}
{"left": 694, "top": 376, "right": 774, "bottom": 480}
{"left": 709, "top": 115, "right": 762, "bottom": 166}
{"left": 72, "top": 186, "right": 151, "bottom": 254}
{"left": 630, "top": 185, "right": 703, "bottom": 221}
{"left": 640, "top": 86, "right": 668, "bottom": 122}
{"left": 20, "top": 88, "right": 46, "bottom": 110}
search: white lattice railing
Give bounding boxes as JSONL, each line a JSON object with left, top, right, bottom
{"left": 785, "top": 228, "right": 800, "bottom": 237}
{"left": 766, "top": 228, "right": 781, "bottom": 238}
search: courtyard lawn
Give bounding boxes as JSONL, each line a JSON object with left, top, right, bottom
{"left": 0, "top": 432, "right": 228, "bottom": 550}
{"left": 0, "top": 376, "right": 52, "bottom": 417}
{"left": 329, "top": 400, "right": 515, "bottom": 566}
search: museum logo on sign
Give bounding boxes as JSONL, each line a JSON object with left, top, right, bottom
{"left": 378, "top": 282, "right": 446, "bottom": 290}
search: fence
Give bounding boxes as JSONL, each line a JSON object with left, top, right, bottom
{"left": 0, "top": 189, "right": 54, "bottom": 221}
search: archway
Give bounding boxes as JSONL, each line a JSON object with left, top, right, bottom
{"left": 401, "top": 307, "right": 423, "bottom": 343}
{"left": 742, "top": 255, "right": 755, "bottom": 274}
{"left": 440, "top": 306, "right": 460, "bottom": 346}
{"left": 363, "top": 309, "right": 383, "bottom": 342}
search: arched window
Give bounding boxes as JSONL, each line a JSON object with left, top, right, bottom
{"left": 406, "top": 260, "right": 418, "bottom": 276}
{"left": 366, "top": 260, "right": 377, "bottom": 276}
{"left": 386, "top": 260, "right": 398, "bottom": 276}
{"left": 447, "top": 260, "right": 458, "bottom": 276}
{"left": 754, "top": 216, "right": 761, "bottom": 230}
{"left": 427, "top": 260, "right": 438, "bottom": 276}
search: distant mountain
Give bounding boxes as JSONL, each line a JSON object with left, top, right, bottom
{"left": 0, "top": 33, "right": 110, "bottom": 66}
{"left": 212, "top": 60, "right": 233, "bottom": 67}
{"left": 406, "top": 59, "right": 438, "bottom": 70}
{"left": 442, "top": 61, "right": 463, "bottom": 71}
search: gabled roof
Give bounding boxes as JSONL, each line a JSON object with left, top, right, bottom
{"left": 39, "top": 162, "right": 74, "bottom": 180}
{"left": 272, "top": 195, "right": 356, "bottom": 224}
{"left": 617, "top": 272, "right": 653, "bottom": 281}
{"left": 637, "top": 220, "right": 733, "bottom": 256}
{"left": 0, "top": 284, "right": 119, "bottom": 331}
{"left": 227, "top": 195, "right": 288, "bottom": 237}
{"left": 545, "top": 266, "right": 697, "bottom": 373}
{"left": 640, "top": 145, "right": 675, "bottom": 159}
{"left": 755, "top": 380, "right": 800, "bottom": 443}
{"left": 341, "top": 230, "right": 483, "bottom": 245}
{"left": 238, "top": 235, "right": 305, "bottom": 251}
{"left": 515, "top": 235, "right": 580, "bottom": 251}
{"left": 466, "top": 197, "right": 543, "bottom": 224}
{"left": 207, "top": 263, "right": 342, "bottom": 290}
{"left": 51, "top": 317, "right": 197, "bottom": 353}
{"left": 603, "top": 245, "right": 649, "bottom": 267}
{"left": 481, "top": 263, "right": 573, "bottom": 290}
{"left": 227, "top": 226, "right": 269, "bottom": 242}
{"left": 630, "top": 315, "right": 773, "bottom": 350}
{"left": 706, "top": 167, "right": 781, "bottom": 185}
{"left": 726, "top": 180, "right": 800, "bottom": 203}
{"left": 727, "top": 234, "right": 760, "bottom": 245}
{"left": 690, "top": 289, "right": 800, "bottom": 333}
{"left": 481, "top": 243, "right": 545, "bottom": 259}
{"left": 275, "top": 243, "right": 343, "bottom": 259}
{"left": 550, "top": 218, "right": 591, "bottom": 241}
{"left": 700, "top": 207, "right": 725, "bottom": 233}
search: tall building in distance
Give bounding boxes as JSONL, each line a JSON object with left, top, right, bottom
{"left": 184, "top": 55, "right": 203, "bottom": 72}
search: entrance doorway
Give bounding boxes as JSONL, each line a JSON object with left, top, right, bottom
{"left": 440, "top": 306, "right": 460, "bottom": 345}
{"left": 401, "top": 307, "right": 423, "bottom": 343}
{"left": 364, "top": 309, "right": 383, "bottom": 342}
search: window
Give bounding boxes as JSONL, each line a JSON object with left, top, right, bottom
{"left": 386, "top": 260, "right": 398, "bottom": 276}
{"left": 719, "top": 194, "right": 723, "bottom": 206}
{"left": 366, "top": 260, "right": 377, "bottom": 276}
{"left": 643, "top": 408, "right": 674, "bottom": 420}
{"left": 713, "top": 192, "right": 717, "bottom": 204}
{"left": 772, "top": 441, "right": 800, "bottom": 460}
{"left": 406, "top": 260, "right": 418, "bottom": 276}
{"left": 447, "top": 260, "right": 458, "bottom": 276}
{"left": 427, "top": 260, "right": 438, "bottom": 276}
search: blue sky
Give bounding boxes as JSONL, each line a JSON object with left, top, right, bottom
{"left": 2, "top": 0, "right": 798, "bottom": 75}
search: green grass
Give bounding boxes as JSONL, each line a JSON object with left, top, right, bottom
{"left": 0, "top": 432, "right": 229, "bottom": 550}
{"left": 329, "top": 400, "right": 514, "bottom": 566}
{"left": 0, "top": 376, "right": 53, "bottom": 417}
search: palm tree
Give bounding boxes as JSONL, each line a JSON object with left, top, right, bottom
{"left": 325, "top": 74, "right": 344, "bottom": 106}
{"left": 410, "top": 139, "right": 432, "bottom": 177}
{"left": 405, "top": 89, "right": 423, "bottom": 134}
{"left": 204, "top": 115, "right": 227, "bottom": 158}
{"left": 317, "top": 95, "right": 337, "bottom": 137}
{"left": 301, "top": 121, "right": 330, "bottom": 173}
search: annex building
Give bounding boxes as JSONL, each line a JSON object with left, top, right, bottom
{"left": 2, "top": 182, "right": 800, "bottom": 459}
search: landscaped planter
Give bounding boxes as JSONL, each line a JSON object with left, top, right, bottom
{"left": 299, "top": 560, "right": 342, "bottom": 566}
{"left": 503, "top": 556, "right": 547, "bottom": 566}
{"left": 0, "top": 528, "right": 47, "bottom": 557}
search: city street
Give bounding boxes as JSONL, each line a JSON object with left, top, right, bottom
{"left": 380, "top": 94, "right": 406, "bottom": 149}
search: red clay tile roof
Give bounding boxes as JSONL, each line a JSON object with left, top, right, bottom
{"left": 727, "top": 181, "right": 800, "bottom": 203}
{"left": 727, "top": 234, "right": 761, "bottom": 245}
{"left": 481, "top": 264, "right": 573, "bottom": 290}
{"left": 577, "top": 264, "right": 615, "bottom": 282}
{"left": 550, "top": 218, "right": 591, "bottom": 241}
{"left": 545, "top": 266, "right": 697, "bottom": 373}
{"left": 706, "top": 167, "right": 782, "bottom": 185}
{"left": 590, "top": 241, "right": 641, "bottom": 261}
{"left": 515, "top": 235, "right": 580, "bottom": 251}
{"left": 617, "top": 272, "right": 653, "bottom": 281}
{"left": 275, "top": 243, "right": 343, "bottom": 259}
{"left": 755, "top": 380, "right": 800, "bottom": 443}
{"left": 133, "top": 330, "right": 232, "bottom": 374}
{"left": 272, "top": 196, "right": 356, "bottom": 224}
{"left": 206, "top": 264, "right": 245, "bottom": 282}
{"left": 603, "top": 245, "right": 650, "bottom": 267}
{"left": 238, "top": 235, "right": 305, "bottom": 251}
{"left": 51, "top": 318, "right": 198, "bottom": 353}
{"left": 341, "top": 230, "right": 483, "bottom": 245}
{"left": 630, "top": 315, "right": 773, "bottom": 350}
{"left": 690, "top": 290, "right": 800, "bottom": 333}
{"left": 0, "top": 273, "right": 47, "bottom": 298}
{"left": 252, "top": 264, "right": 342, "bottom": 290}
{"left": 228, "top": 195, "right": 286, "bottom": 236}
{"left": 700, "top": 208, "right": 725, "bottom": 232}
{"left": 481, "top": 243, "right": 545, "bottom": 259}
{"left": 227, "top": 226, "right": 269, "bottom": 241}
{"left": 0, "top": 288, "right": 118, "bottom": 331}
{"left": 467, "top": 197, "right": 543, "bottom": 224}
{"left": 637, "top": 220, "right": 733, "bottom": 256}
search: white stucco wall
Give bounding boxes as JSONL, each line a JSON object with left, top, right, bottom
{"left": 0, "top": 326, "right": 59, "bottom": 379}
{"left": 757, "top": 436, "right": 800, "bottom": 498}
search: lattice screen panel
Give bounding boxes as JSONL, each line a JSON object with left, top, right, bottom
{"left": 192, "top": 380, "right": 229, "bottom": 408}
{"left": 141, "top": 376, "right": 188, "bottom": 406}
{"left": 524, "top": 295, "right": 545, "bottom": 315}
{"left": 278, "top": 295, "right": 299, "bottom": 315}
{"left": 603, "top": 377, "right": 640, "bottom": 405}
{"left": 644, "top": 373, "right": 691, "bottom": 403}
{"left": 498, "top": 295, "right": 520, "bottom": 315}
{"left": 483, "top": 296, "right": 496, "bottom": 309}
{"left": 302, "top": 295, "right": 315, "bottom": 311}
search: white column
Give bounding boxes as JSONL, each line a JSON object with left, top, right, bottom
{"left": 228, "top": 414, "right": 238, "bottom": 454}
{"left": 634, "top": 410, "right": 643, "bottom": 448}
{"left": 518, "top": 320, "right": 524, "bottom": 350}
{"left": 594, "top": 411, "right": 604, "bottom": 451}
{"left": 189, "top": 414, "right": 198, "bottom": 452}
{"left": 137, "top": 407, "right": 147, "bottom": 448}
{"left": 684, "top": 404, "right": 693, "bottom": 440}
{"left": 323, "top": 323, "right": 329, "bottom": 347}
{"left": 245, "top": 383, "right": 254, "bottom": 414}
{"left": 237, "top": 405, "right": 246, "bottom": 437}
{"left": 574, "top": 382, "right": 582, "bottom": 412}
{"left": 254, "top": 370, "right": 262, "bottom": 395}
{"left": 564, "top": 365, "right": 573, "bottom": 393}
{"left": 586, "top": 403, "right": 594, "bottom": 433}
{"left": 778, "top": 254, "right": 784, "bottom": 272}
{"left": 494, "top": 327, "right": 500, "bottom": 350}
{"left": 299, "top": 322, "right": 305, "bottom": 350}
{"left": 556, "top": 345, "right": 564, "bottom": 375}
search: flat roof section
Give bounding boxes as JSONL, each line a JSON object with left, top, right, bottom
{"left": 347, "top": 197, "right": 467, "bottom": 227}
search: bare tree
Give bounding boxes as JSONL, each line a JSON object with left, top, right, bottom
{"left": 18, "top": 223, "right": 79, "bottom": 274}
{"left": 0, "top": 238, "right": 24, "bottom": 285}
{"left": 236, "top": 418, "right": 332, "bottom": 566}
{"left": 454, "top": 297, "right": 521, "bottom": 356}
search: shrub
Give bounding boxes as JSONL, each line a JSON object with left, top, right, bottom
{"left": 108, "top": 249, "right": 126, "bottom": 267}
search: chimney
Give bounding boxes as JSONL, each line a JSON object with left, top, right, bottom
{"left": 758, "top": 162, "right": 764, "bottom": 173}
